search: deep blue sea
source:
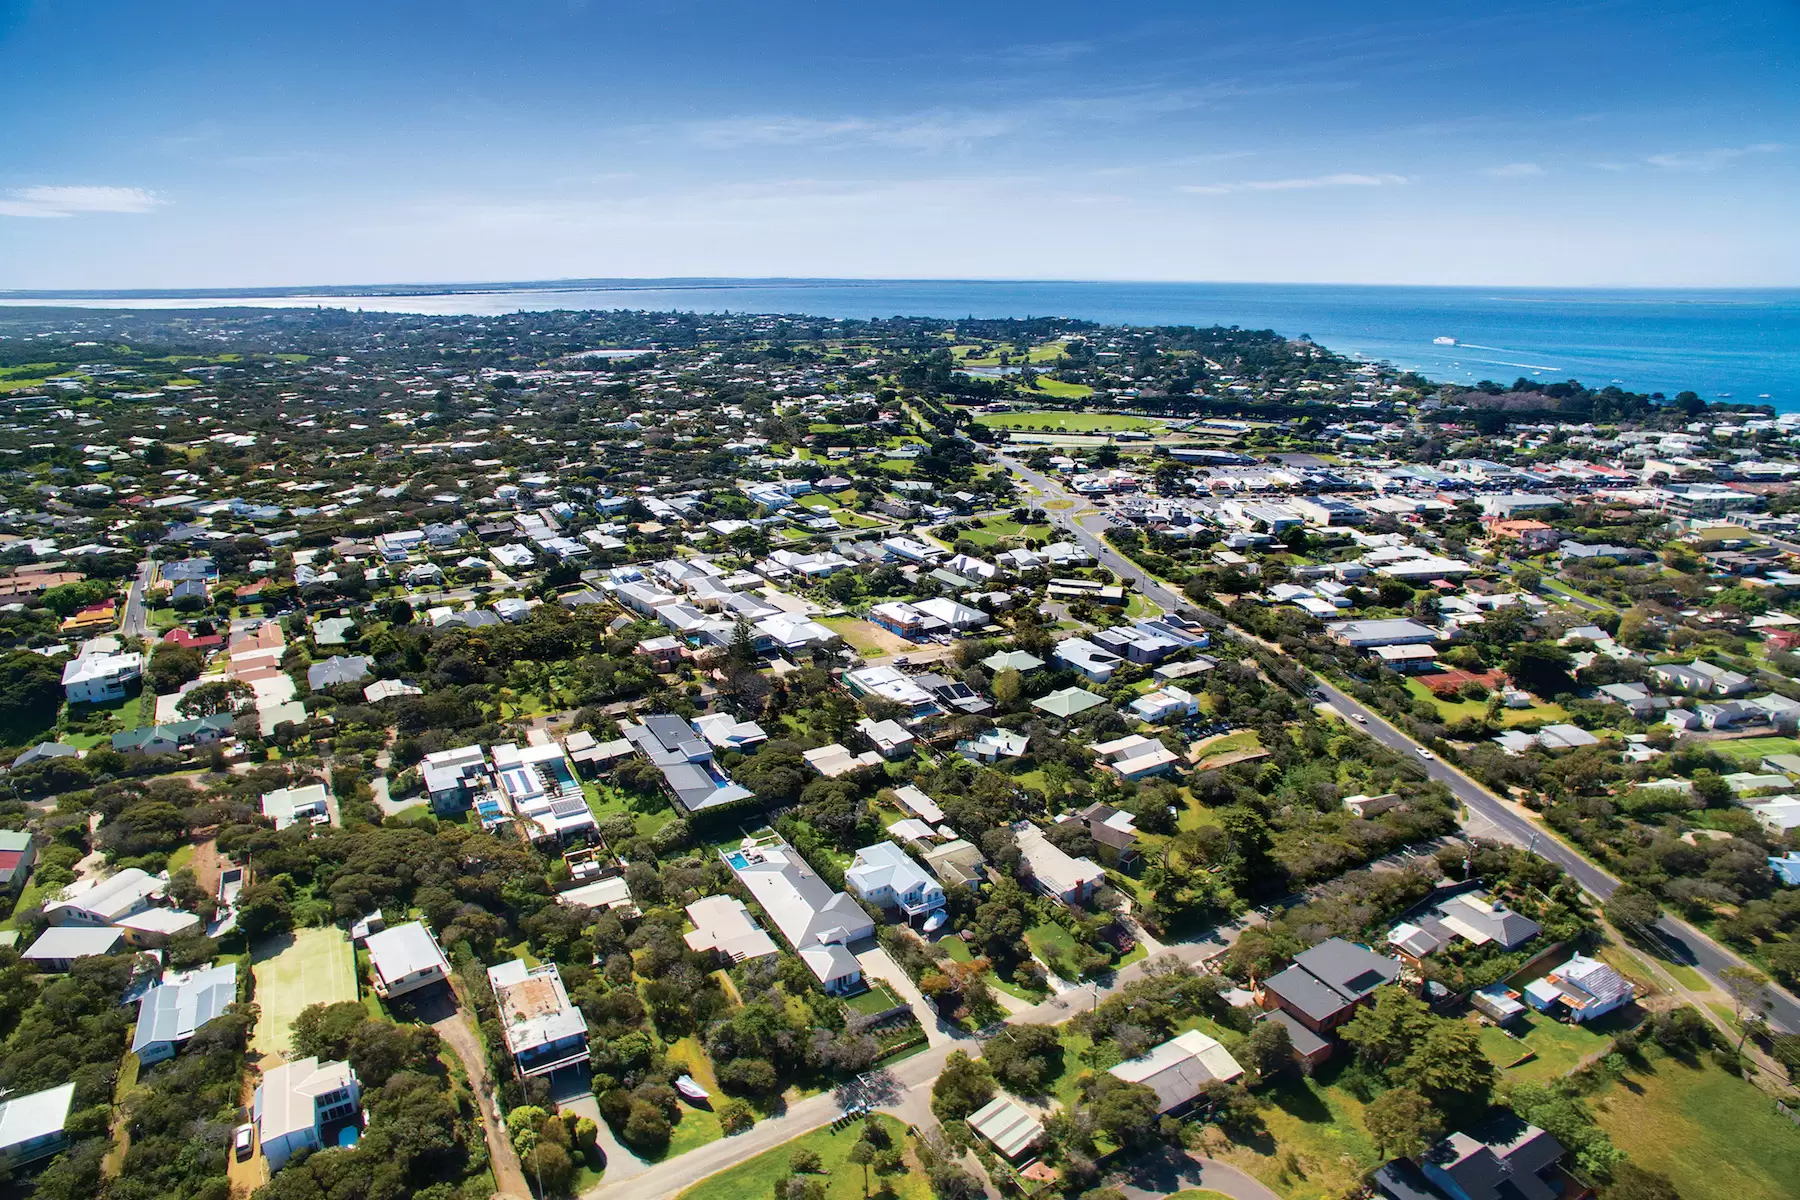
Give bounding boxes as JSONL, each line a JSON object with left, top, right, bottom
{"left": 4, "top": 280, "right": 1795, "bottom": 409}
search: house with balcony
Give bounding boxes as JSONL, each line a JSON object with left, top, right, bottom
{"left": 486, "top": 960, "right": 590, "bottom": 1079}
{"left": 491, "top": 741, "right": 597, "bottom": 842}
{"left": 420, "top": 744, "right": 489, "bottom": 814}
{"left": 845, "top": 842, "right": 944, "bottom": 922}
{"left": 254, "top": 1058, "right": 362, "bottom": 1172}
{"left": 363, "top": 921, "right": 451, "bottom": 999}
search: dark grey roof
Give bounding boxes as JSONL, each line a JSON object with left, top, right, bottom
{"left": 1373, "top": 1159, "right": 1444, "bottom": 1200}
{"left": 1293, "top": 937, "right": 1401, "bottom": 1000}
{"left": 307, "top": 655, "right": 373, "bottom": 690}
{"left": 1265, "top": 963, "right": 1355, "bottom": 1024}
{"left": 1423, "top": 1115, "right": 1564, "bottom": 1200}
{"left": 12, "top": 741, "right": 77, "bottom": 769}
{"left": 1256, "top": 1008, "right": 1330, "bottom": 1058}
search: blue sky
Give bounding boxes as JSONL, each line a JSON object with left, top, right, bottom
{"left": 0, "top": 0, "right": 1795, "bottom": 288}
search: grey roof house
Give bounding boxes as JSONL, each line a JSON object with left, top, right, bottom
{"left": 1261, "top": 937, "right": 1401, "bottom": 1037}
{"left": 132, "top": 962, "right": 239, "bottom": 1065}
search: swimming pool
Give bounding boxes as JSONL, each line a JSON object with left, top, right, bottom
{"left": 725, "top": 851, "right": 750, "bottom": 870}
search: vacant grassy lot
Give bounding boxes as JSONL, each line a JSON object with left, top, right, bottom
{"left": 958, "top": 516, "right": 1051, "bottom": 546}
{"left": 1404, "top": 679, "right": 1569, "bottom": 728}
{"left": 975, "top": 410, "right": 1159, "bottom": 433}
{"left": 660, "top": 1036, "right": 725, "bottom": 1160}
{"left": 1590, "top": 1047, "right": 1800, "bottom": 1200}
{"left": 1204, "top": 1066, "right": 1380, "bottom": 1200}
{"left": 1191, "top": 729, "right": 1264, "bottom": 769}
{"left": 822, "top": 616, "right": 912, "bottom": 657}
{"left": 252, "top": 927, "right": 358, "bottom": 1057}
{"left": 1474, "top": 1010, "right": 1620, "bottom": 1082}
{"left": 673, "top": 1114, "right": 927, "bottom": 1200}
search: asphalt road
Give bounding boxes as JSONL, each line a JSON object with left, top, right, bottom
{"left": 119, "top": 558, "right": 154, "bottom": 639}
{"left": 998, "top": 450, "right": 1800, "bottom": 1034}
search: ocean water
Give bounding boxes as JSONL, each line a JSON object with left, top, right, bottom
{"left": 3, "top": 280, "right": 1795, "bottom": 408}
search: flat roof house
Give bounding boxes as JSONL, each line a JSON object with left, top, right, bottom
{"left": 683, "top": 894, "right": 779, "bottom": 964}
{"left": 261, "top": 782, "right": 331, "bottom": 831}
{"left": 1012, "top": 821, "right": 1107, "bottom": 907}
{"left": 845, "top": 842, "right": 945, "bottom": 920}
{"left": 22, "top": 925, "right": 125, "bottom": 972}
{"left": 0, "top": 1082, "right": 76, "bottom": 1169}
{"left": 721, "top": 839, "right": 873, "bottom": 994}
{"left": 491, "top": 741, "right": 597, "bottom": 842}
{"left": 363, "top": 921, "right": 451, "bottom": 999}
{"left": 254, "top": 1057, "right": 362, "bottom": 1173}
{"left": 1261, "top": 937, "right": 1401, "bottom": 1038}
{"left": 420, "top": 744, "right": 489, "bottom": 814}
{"left": 1108, "top": 1029, "right": 1244, "bottom": 1114}
{"left": 486, "top": 960, "right": 590, "bottom": 1078}
{"left": 132, "top": 962, "right": 239, "bottom": 1065}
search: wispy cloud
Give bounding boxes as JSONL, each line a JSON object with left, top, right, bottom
{"left": 980, "top": 40, "right": 1094, "bottom": 66}
{"left": 1481, "top": 162, "right": 1544, "bottom": 178}
{"left": 682, "top": 112, "right": 1013, "bottom": 152}
{"left": 0, "top": 186, "right": 164, "bottom": 218}
{"left": 1180, "top": 172, "right": 1406, "bottom": 195}
{"left": 1646, "top": 142, "right": 1783, "bottom": 171}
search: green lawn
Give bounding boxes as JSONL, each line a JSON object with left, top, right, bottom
{"left": 1709, "top": 736, "right": 1800, "bottom": 765}
{"left": 1404, "top": 679, "right": 1569, "bottom": 728}
{"left": 1025, "top": 377, "right": 1096, "bottom": 399}
{"left": 937, "top": 936, "right": 1045, "bottom": 1002}
{"left": 957, "top": 517, "right": 1051, "bottom": 546}
{"left": 251, "top": 927, "right": 359, "bottom": 1057}
{"left": 1025, "top": 923, "right": 1081, "bottom": 978}
{"left": 1191, "top": 729, "right": 1264, "bottom": 768}
{"left": 1207, "top": 1066, "right": 1381, "bottom": 1200}
{"left": 845, "top": 981, "right": 904, "bottom": 1016}
{"left": 1590, "top": 1047, "right": 1800, "bottom": 1200}
{"left": 673, "top": 1114, "right": 927, "bottom": 1200}
{"left": 583, "top": 781, "right": 679, "bottom": 838}
{"left": 1473, "top": 1010, "right": 1619, "bottom": 1082}
{"left": 975, "top": 411, "right": 1158, "bottom": 433}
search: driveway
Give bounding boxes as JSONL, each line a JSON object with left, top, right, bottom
{"left": 854, "top": 945, "right": 967, "bottom": 1049}
{"left": 428, "top": 991, "right": 532, "bottom": 1200}
{"left": 1115, "top": 1145, "right": 1282, "bottom": 1200}
{"left": 552, "top": 1075, "right": 650, "bottom": 1187}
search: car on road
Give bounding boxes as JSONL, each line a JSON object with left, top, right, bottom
{"left": 234, "top": 1124, "right": 255, "bottom": 1161}
{"left": 1415, "top": 748, "right": 1434, "bottom": 760}
{"left": 1353, "top": 713, "right": 1368, "bottom": 724}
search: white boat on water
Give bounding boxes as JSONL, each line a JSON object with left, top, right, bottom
{"left": 1433, "top": 336, "right": 1457, "bottom": 345}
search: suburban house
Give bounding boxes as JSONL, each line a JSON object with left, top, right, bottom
{"left": 1649, "top": 659, "right": 1752, "bottom": 696}
{"left": 61, "top": 645, "right": 144, "bottom": 703}
{"left": 21, "top": 926, "right": 126, "bottom": 972}
{"left": 844, "top": 842, "right": 945, "bottom": 921}
{"left": 921, "top": 839, "right": 988, "bottom": 888}
{"left": 1071, "top": 802, "right": 1141, "bottom": 869}
{"left": 1107, "top": 1029, "right": 1244, "bottom": 1114}
{"left": 856, "top": 716, "right": 916, "bottom": 759}
{"left": 682, "top": 895, "right": 779, "bottom": 964}
{"left": 1031, "top": 686, "right": 1106, "bottom": 720}
{"left": 966, "top": 1095, "right": 1046, "bottom": 1161}
{"left": 131, "top": 962, "right": 239, "bottom": 1065}
{"left": 306, "top": 654, "right": 373, "bottom": 692}
{"left": 0, "top": 1082, "right": 76, "bottom": 1169}
{"left": 1325, "top": 618, "right": 1439, "bottom": 650}
{"left": 691, "top": 711, "right": 768, "bottom": 751}
{"left": 254, "top": 1058, "right": 362, "bottom": 1172}
{"left": 1523, "top": 954, "right": 1632, "bottom": 1023}
{"left": 261, "top": 782, "right": 331, "bottom": 831}
{"left": 421, "top": 744, "right": 489, "bottom": 814}
{"left": 45, "top": 867, "right": 166, "bottom": 927}
{"left": 1012, "top": 821, "right": 1107, "bottom": 907}
{"left": 1377, "top": 1115, "right": 1572, "bottom": 1200}
{"left": 1053, "top": 637, "right": 1123, "bottom": 683}
{"left": 721, "top": 838, "right": 873, "bottom": 994}
{"left": 1260, "top": 937, "right": 1401, "bottom": 1038}
{"left": 491, "top": 741, "right": 597, "bottom": 842}
{"left": 981, "top": 648, "right": 1045, "bottom": 675}
{"left": 1088, "top": 733, "right": 1179, "bottom": 781}
{"left": 0, "top": 830, "right": 35, "bottom": 895}
{"left": 619, "top": 714, "right": 755, "bottom": 813}
{"left": 957, "top": 727, "right": 1031, "bottom": 763}
{"left": 486, "top": 960, "right": 590, "bottom": 1078}
{"left": 1387, "top": 892, "right": 1543, "bottom": 966}
{"left": 363, "top": 921, "right": 452, "bottom": 999}
{"left": 843, "top": 664, "right": 939, "bottom": 716}
{"left": 1129, "top": 684, "right": 1199, "bottom": 723}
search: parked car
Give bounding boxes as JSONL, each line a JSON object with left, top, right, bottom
{"left": 234, "top": 1124, "right": 255, "bottom": 1161}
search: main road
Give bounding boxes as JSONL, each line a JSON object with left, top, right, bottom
{"left": 998, "top": 449, "right": 1800, "bottom": 1033}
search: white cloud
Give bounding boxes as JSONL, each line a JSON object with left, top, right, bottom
{"left": 682, "top": 112, "right": 1013, "bottom": 152}
{"left": 0, "top": 186, "right": 163, "bottom": 218}
{"left": 1481, "top": 162, "right": 1544, "bottom": 177}
{"left": 1646, "top": 143, "right": 1783, "bottom": 171}
{"left": 1180, "top": 172, "right": 1406, "bottom": 194}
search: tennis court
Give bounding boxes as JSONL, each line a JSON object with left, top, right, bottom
{"left": 251, "top": 927, "right": 358, "bottom": 1057}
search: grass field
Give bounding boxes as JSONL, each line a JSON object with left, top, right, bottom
{"left": 1023, "top": 377, "right": 1095, "bottom": 399}
{"left": 1404, "top": 679, "right": 1569, "bottom": 728}
{"left": 1205, "top": 1066, "right": 1380, "bottom": 1200}
{"left": 1590, "top": 1047, "right": 1800, "bottom": 1200}
{"left": 661, "top": 1036, "right": 725, "bottom": 1160}
{"left": 975, "top": 411, "right": 1160, "bottom": 433}
{"left": 1709, "top": 735, "right": 1800, "bottom": 764}
{"left": 252, "top": 927, "right": 358, "bottom": 1057}
{"left": 1191, "top": 729, "right": 1264, "bottom": 768}
{"left": 958, "top": 516, "right": 1051, "bottom": 546}
{"left": 673, "top": 1114, "right": 927, "bottom": 1200}
{"left": 1025, "top": 923, "right": 1081, "bottom": 978}
{"left": 1474, "top": 1010, "right": 1617, "bottom": 1082}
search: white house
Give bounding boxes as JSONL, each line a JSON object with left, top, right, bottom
{"left": 254, "top": 1057, "right": 362, "bottom": 1172}
{"left": 0, "top": 1082, "right": 76, "bottom": 1169}
{"left": 363, "top": 921, "right": 451, "bottom": 999}
{"left": 1012, "top": 821, "right": 1107, "bottom": 906}
{"left": 683, "top": 895, "right": 779, "bottom": 964}
{"left": 45, "top": 867, "right": 166, "bottom": 927}
{"left": 131, "top": 963, "right": 239, "bottom": 1065}
{"left": 260, "top": 783, "right": 330, "bottom": 831}
{"left": 1108, "top": 1029, "right": 1244, "bottom": 1114}
{"left": 844, "top": 842, "right": 944, "bottom": 919}
{"left": 61, "top": 647, "right": 144, "bottom": 704}
{"left": 486, "top": 960, "right": 590, "bottom": 1078}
